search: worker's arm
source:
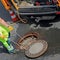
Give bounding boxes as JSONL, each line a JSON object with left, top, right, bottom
{"left": 0, "top": 18, "right": 9, "bottom": 27}
{"left": 0, "top": 18, "right": 13, "bottom": 31}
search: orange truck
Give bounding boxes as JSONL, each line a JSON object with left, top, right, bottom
{"left": 0, "top": 0, "right": 60, "bottom": 22}
{"left": 0, "top": 0, "right": 11, "bottom": 11}
{"left": 57, "top": 0, "right": 60, "bottom": 6}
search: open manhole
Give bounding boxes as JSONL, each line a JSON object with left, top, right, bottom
{"left": 16, "top": 32, "right": 48, "bottom": 58}
{"left": 16, "top": 32, "right": 39, "bottom": 50}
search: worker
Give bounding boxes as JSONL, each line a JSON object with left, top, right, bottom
{"left": 0, "top": 18, "right": 16, "bottom": 53}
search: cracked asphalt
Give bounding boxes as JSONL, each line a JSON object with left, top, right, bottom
{"left": 0, "top": 2, "right": 60, "bottom": 60}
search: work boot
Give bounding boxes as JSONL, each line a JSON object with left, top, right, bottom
{"left": 8, "top": 44, "right": 19, "bottom": 54}
{"left": 9, "top": 49, "right": 19, "bottom": 54}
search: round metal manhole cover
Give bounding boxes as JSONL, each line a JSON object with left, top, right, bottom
{"left": 25, "top": 40, "right": 48, "bottom": 58}
{"left": 29, "top": 42, "right": 44, "bottom": 54}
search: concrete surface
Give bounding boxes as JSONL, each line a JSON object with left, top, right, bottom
{"left": 0, "top": 2, "right": 60, "bottom": 60}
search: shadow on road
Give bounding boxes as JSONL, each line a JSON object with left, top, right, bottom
{"left": 39, "top": 15, "right": 60, "bottom": 27}
{"left": 0, "top": 42, "right": 8, "bottom": 53}
{"left": 28, "top": 15, "right": 60, "bottom": 27}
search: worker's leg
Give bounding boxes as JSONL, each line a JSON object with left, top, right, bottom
{"left": 0, "top": 38, "right": 15, "bottom": 53}
{"left": 0, "top": 33, "right": 17, "bottom": 54}
{"left": 2, "top": 41, "right": 15, "bottom": 53}
{"left": 7, "top": 32, "right": 11, "bottom": 45}
{"left": 7, "top": 32, "right": 15, "bottom": 53}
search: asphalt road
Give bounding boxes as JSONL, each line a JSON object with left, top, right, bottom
{"left": 0, "top": 2, "right": 60, "bottom": 60}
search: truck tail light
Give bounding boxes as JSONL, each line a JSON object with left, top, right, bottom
{"left": 56, "top": 12, "right": 60, "bottom": 14}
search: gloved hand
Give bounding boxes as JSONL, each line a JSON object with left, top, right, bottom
{"left": 8, "top": 26, "right": 14, "bottom": 31}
